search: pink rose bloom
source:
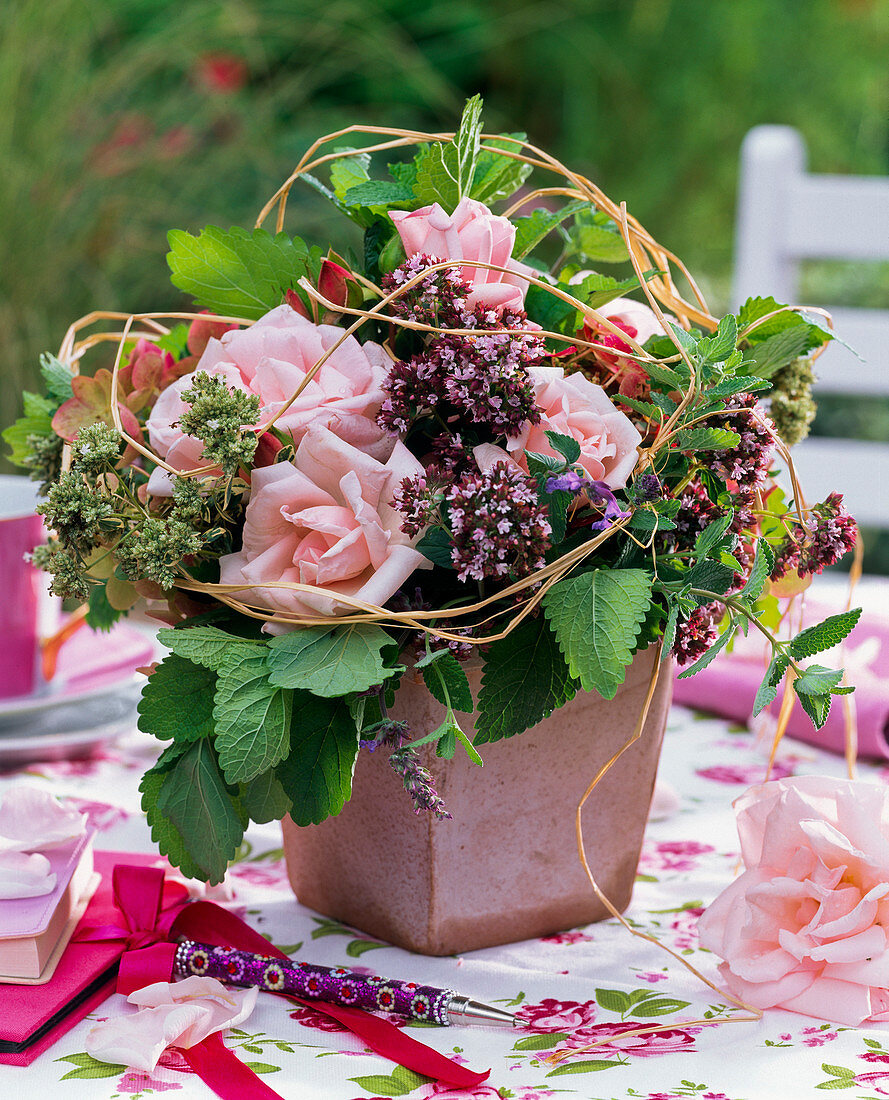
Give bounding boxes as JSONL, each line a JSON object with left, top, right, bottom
{"left": 587, "top": 295, "right": 669, "bottom": 347}
{"left": 218, "top": 424, "right": 430, "bottom": 620}
{"left": 146, "top": 304, "right": 390, "bottom": 495}
{"left": 697, "top": 776, "right": 889, "bottom": 1025}
{"left": 507, "top": 367, "right": 641, "bottom": 489}
{"left": 516, "top": 997, "right": 598, "bottom": 1032}
{"left": 389, "top": 197, "right": 536, "bottom": 312}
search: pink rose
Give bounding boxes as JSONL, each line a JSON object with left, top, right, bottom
{"left": 389, "top": 197, "right": 536, "bottom": 312}
{"left": 218, "top": 424, "right": 430, "bottom": 620}
{"left": 507, "top": 367, "right": 641, "bottom": 489}
{"left": 516, "top": 997, "right": 598, "bottom": 1032}
{"left": 697, "top": 776, "right": 889, "bottom": 1025}
{"left": 146, "top": 304, "right": 390, "bottom": 494}
{"left": 586, "top": 296, "right": 668, "bottom": 347}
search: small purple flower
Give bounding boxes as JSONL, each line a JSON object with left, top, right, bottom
{"left": 545, "top": 470, "right": 586, "bottom": 494}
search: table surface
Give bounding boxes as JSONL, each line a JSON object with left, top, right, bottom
{"left": 2, "top": 699, "right": 889, "bottom": 1100}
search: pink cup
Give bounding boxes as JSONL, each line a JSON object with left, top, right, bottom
{"left": 0, "top": 475, "right": 58, "bottom": 700}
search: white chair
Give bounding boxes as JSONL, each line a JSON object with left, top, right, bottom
{"left": 732, "top": 125, "right": 889, "bottom": 528}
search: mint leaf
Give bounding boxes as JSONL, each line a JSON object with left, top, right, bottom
{"left": 471, "top": 134, "right": 532, "bottom": 204}
{"left": 685, "top": 560, "right": 735, "bottom": 596}
{"left": 752, "top": 654, "right": 789, "bottom": 716}
{"left": 140, "top": 769, "right": 207, "bottom": 881}
{"left": 329, "top": 152, "right": 370, "bottom": 200}
{"left": 677, "top": 624, "right": 734, "bottom": 678}
{"left": 3, "top": 391, "right": 55, "bottom": 466}
{"left": 694, "top": 512, "right": 735, "bottom": 559}
{"left": 671, "top": 427, "right": 741, "bottom": 451}
{"left": 794, "top": 665, "right": 844, "bottom": 695}
{"left": 267, "top": 624, "right": 393, "bottom": 697}
{"left": 570, "top": 216, "right": 630, "bottom": 264}
{"left": 545, "top": 430, "right": 582, "bottom": 464}
{"left": 137, "top": 654, "right": 216, "bottom": 743}
{"left": 453, "top": 93, "right": 483, "bottom": 198}
{"left": 412, "top": 95, "right": 483, "bottom": 210}
{"left": 795, "top": 687, "right": 832, "bottom": 729}
{"left": 616, "top": 395, "right": 664, "bottom": 420}
{"left": 574, "top": 272, "right": 652, "bottom": 310}
{"left": 703, "top": 375, "right": 772, "bottom": 400}
{"left": 415, "top": 527, "right": 455, "bottom": 569}
{"left": 789, "top": 609, "right": 862, "bottom": 660}
{"left": 415, "top": 649, "right": 473, "bottom": 713}
{"left": 214, "top": 653, "right": 292, "bottom": 784}
{"left": 39, "top": 352, "right": 74, "bottom": 405}
{"left": 740, "top": 541, "right": 774, "bottom": 601}
{"left": 277, "top": 696, "right": 359, "bottom": 826}
{"left": 744, "top": 327, "right": 811, "bottom": 378}
{"left": 543, "top": 568, "right": 652, "bottom": 699}
{"left": 697, "top": 315, "right": 738, "bottom": 363}
{"left": 239, "top": 770, "right": 292, "bottom": 823}
{"left": 512, "top": 200, "right": 590, "bottom": 260}
{"left": 167, "top": 225, "right": 323, "bottom": 320}
{"left": 476, "top": 617, "right": 578, "bottom": 744}
{"left": 153, "top": 740, "right": 244, "bottom": 883}
{"left": 343, "top": 181, "right": 414, "bottom": 208}
{"left": 158, "top": 625, "right": 258, "bottom": 671}
{"left": 661, "top": 602, "right": 679, "bottom": 658}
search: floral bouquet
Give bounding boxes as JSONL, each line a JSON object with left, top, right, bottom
{"left": 5, "top": 97, "right": 860, "bottom": 884}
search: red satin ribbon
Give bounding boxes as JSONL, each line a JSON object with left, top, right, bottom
{"left": 104, "top": 867, "right": 490, "bottom": 1096}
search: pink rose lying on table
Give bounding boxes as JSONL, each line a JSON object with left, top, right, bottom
{"left": 146, "top": 303, "right": 390, "bottom": 494}
{"left": 506, "top": 366, "right": 641, "bottom": 489}
{"left": 389, "top": 197, "right": 536, "bottom": 312}
{"left": 697, "top": 776, "right": 889, "bottom": 1025}
{"left": 218, "top": 423, "right": 430, "bottom": 620}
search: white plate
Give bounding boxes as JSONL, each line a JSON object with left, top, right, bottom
{"left": 0, "top": 671, "right": 145, "bottom": 727}
{"left": 0, "top": 689, "right": 139, "bottom": 766}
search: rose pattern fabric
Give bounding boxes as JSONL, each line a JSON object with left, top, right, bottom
{"left": 146, "top": 304, "right": 390, "bottom": 495}
{"left": 389, "top": 198, "right": 536, "bottom": 312}
{"left": 218, "top": 424, "right": 430, "bottom": 620}
{"left": 697, "top": 776, "right": 889, "bottom": 1025}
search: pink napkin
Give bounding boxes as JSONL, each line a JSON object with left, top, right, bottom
{"left": 672, "top": 600, "right": 889, "bottom": 759}
{"left": 53, "top": 622, "right": 155, "bottom": 696}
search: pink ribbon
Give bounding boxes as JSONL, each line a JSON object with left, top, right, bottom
{"left": 101, "top": 866, "right": 490, "bottom": 1097}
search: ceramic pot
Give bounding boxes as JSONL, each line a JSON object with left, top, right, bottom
{"left": 282, "top": 645, "right": 672, "bottom": 955}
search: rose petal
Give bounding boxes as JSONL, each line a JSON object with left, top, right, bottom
{"left": 0, "top": 850, "right": 56, "bottom": 898}
{"left": 0, "top": 787, "right": 87, "bottom": 852}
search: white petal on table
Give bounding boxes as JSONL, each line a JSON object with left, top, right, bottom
{"left": 0, "top": 786, "right": 87, "bottom": 852}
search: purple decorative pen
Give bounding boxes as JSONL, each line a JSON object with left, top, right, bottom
{"left": 173, "top": 939, "right": 518, "bottom": 1027}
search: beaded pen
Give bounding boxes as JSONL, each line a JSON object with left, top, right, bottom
{"left": 174, "top": 938, "right": 518, "bottom": 1027}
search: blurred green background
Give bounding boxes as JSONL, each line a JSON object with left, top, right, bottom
{"left": 3, "top": 0, "right": 887, "bottom": 559}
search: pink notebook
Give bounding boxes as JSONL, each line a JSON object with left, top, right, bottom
{"left": 0, "top": 850, "right": 168, "bottom": 1067}
{"left": 0, "top": 834, "right": 94, "bottom": 979}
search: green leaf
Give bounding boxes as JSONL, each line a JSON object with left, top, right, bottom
{"left": 697, "top": 315, "right": 738, "bottom": 363}
{"left": 694, "top": 512, "right": 735, "bottom": 559}
{"left": 476, "top": 616, "right": 578, "bottom": 744}
{"left": 796, "top": 688, "right": 832, "bottom": 729}
{"left": 744, "top": 326, "right": 811, "bottom": 377}
{"left": 343, "top": 181, "right": 414, "bottom": 208}
{"left": 702, "top": 375, "right": 772, "bottom": 400}
{"left": 543, "top": 568, "right": 653, "bottom": 699}
{"left": 513, "top": 1032, "right": 568, "bottom": 1050}
{"left": 643, "top": 361, "right": 685, "bottom": 390}
{"left": 329, "top": 152, "right": 371, "bottom": 200}
{"left": 793, "top": 665, "right": 844, "bottom": 695}
{"left": 85, "top": 583, "right": 122, "bottom": 632}
{"left": 677, "top": 626, "right": 734, "bottom": 678}
{"left": 166, "top": 225, "right": 323, "bottom": 320}
{"left": 595, "top": 987, "right": 632, "bottom": 1013}
{"left": 412, "top": 95, "right": 483, "bottom": 211}
{"left": 660, "top": 602, "right": 679, "bottom": 658}
{"left": 277, "top": 695, "right": 359, "bottom": 826}
{"left": 789, "top": 608, "right": 862, "bottom": 660}
{"left": 671, "top": 427, "right": 741, "bottom": 451}
{"left": 452, "top": 93, "right": 484, "bottom": 198}
{"left": 572, "top": 222, "right": 630, "bottom": 264}
{"left": 137, "top": 654, "right": 217, "bottom": 743}
{"left": 629, "top": 509, "right": 676, "bottom": 533}
{"left": 349, "top": 1065, "right": 430, "bottom": 1097}
{"left": 752, "top": 654, "right": 790, "bottom": 717}
{"left": 572, "top": 271, "right": 650, "bottom": 310}
{"left": 546, "top": 1059, "right": 622, "bottom": 1076}
{"left": 512, "top": 200, "right": 590, "bottom": 260}
{"left": 685, "top": 560, "right": 736, "bottom": 596}
{"left": 2, "top": 390, "right": 55, "bottom": 465}
{"left": 415, "top": 649, "right": 473, "bottom": 713}
{"left": 39, "top": 352, "right": 74, "bottom": 405}
{"left": 267, "top": 624, "right": 393, "bottom": 697}
{"left": 152, "top": 740, "right": 244, "bottom": 883}
{"left": 470, "top": 134, "right": 532, "bottom": 204}
{"left": 239, "top": 770, "right": 292, "bottom": 823}
{"left": 741, "top": 542, "right": 774, "bottom": 601}
{"left": 214, "top": 653, "right": 292, "bottom": 784}
{"left": 416, "top": 527, "right": 455, "bottom": 569}
{"left": 158, "top": 625, "right": 258, "bottom": 670}
{"left": 545, "top": 429, "right": 582, "bottom": 464}
{"left": 629, "top": 996, "right": 691, "bottom": 1016}
{"left": 616, "top": 395, "right": 665, "bottom": 420}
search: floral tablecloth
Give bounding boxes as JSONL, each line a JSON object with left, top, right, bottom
{"left": 2, "top": 705, "right": 888, "bottom": 1100}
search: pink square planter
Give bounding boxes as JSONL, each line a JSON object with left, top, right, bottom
{"left": 282, "top": 646, "right": 672, "bottom": 955}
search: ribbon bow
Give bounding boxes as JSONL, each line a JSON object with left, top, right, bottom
{"left": 92, "top": 864, "right": 490, "bottom": 1098}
